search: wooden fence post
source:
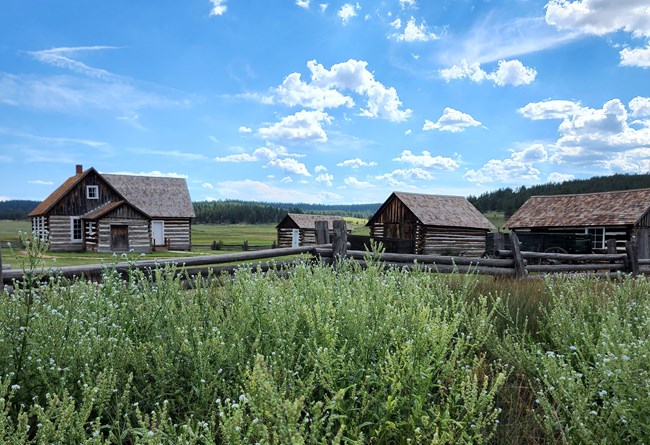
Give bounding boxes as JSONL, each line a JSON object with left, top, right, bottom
{"left": 314, "top": 221, "right": 330, "bottom": 245}
{"left": 636, "top": 229, "right": 649, "bottom": 260}
{"left": 508, "top": 231, "right": 526, "bottom": 279}
{"left": 493, "top": 232, "right": 505, "bottom": 252}
{"left": 0, "top": 243, "right": 3, "bottom": 294}
{"left": 606, "top": 238, "right": 617, "bottom": 254}
{"left": 332, "top": 220, "right": 347, "bottom": 267}
{"left": 626, "top": 238, "right": 639, "bottom": 276}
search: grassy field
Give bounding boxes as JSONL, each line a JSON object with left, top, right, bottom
{"left": 1, "top": 247, "right": 648, "bottom": 443}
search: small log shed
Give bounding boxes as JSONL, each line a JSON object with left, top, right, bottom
{"left": 366, "top": 192, "right": 495, "bottom": 256}
{"left": 276, "top": 214, "right": 348, "bottom": 247}
{"left": 505, "top": 189, "right": 650, "bottom": 257}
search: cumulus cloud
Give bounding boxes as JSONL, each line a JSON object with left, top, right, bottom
{"left": 238, "top": 126, "right": 253, "bottom": 133}
{"left": 464, "top": 146, "right": 545, "bottom": 185}
{"left": 314, "top": 164, "right": 328, "bottom": 173}
{"left": 296, "top": 0, "right": 310, "bottom": 8}
{"left": 376, "top": 168, "right": 433, "bottom": 187}
{"left": 338, "top": 3, "right": 360, "bottom": 25}
{"left": 423, "top": 108, "right": 481, "bottom": 133}
{"left": 393, "top": 150, "right": 459, "bottom": 170}
{"left": 274, "top": 72, "right": 354, "bottom": 109}
{"left": 258, "top": 109, "right": 332, "bottom": 143}
{"left": 209, "top": 0, "right": 227, "bottom": 16}
{"left": 391, "top": 17, "right": 439, "bottom": 42}
{"left": 518, "top": 99, "right": 582, "bottom": 120}
{"left": 440, "top": 59, "right": 537, "bottom": 86}
{"left": 344, "top": 176, "right": 374, "bottom": 188}
{"left": 268, "top": 157, "right": 311, "bottom": 176}
{"left": 630, "top": 96, "right": 650, "bottom": 117}
{"left": 216, "top": 179, "right": 325, "bottom": 203}
{"left": 214, "top": 144, "right": 300, "bottom": 163}
{"left": 620, "top": 43, "right": 650, "bottom": 67}
{"left": 400, "top": 0, "right": 417, "bottom": 8}
{"left": 545, "top": 0, "right": 650, "bottom": 38}
{"left": 202, "top": 182, "right": 214, "bottom": 189}
{"left": 315, "top": 172, "right": 334, "bottom": 186}
{"left": 547, "top": 172, "right": 575, "bottom": 183}
{"left": 336, "top": 158, "right": 377, "bottom": 168}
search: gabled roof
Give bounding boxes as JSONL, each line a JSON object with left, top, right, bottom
{"left": 28, "top": 168, "right": 100, "bottom": 217}
{"left": 368, "top": 191, "right": 495, "bottom": 230}
{"left": 505, "top": 189, "right": 650, "bottom": 229}
{"left": 100, "top": 174, "right": 195, "bottom": 218}
{"left": 276, "top": 213, "right": 345, "bottom": 230}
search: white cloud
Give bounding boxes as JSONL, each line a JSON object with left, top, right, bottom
{"left": 400, "top": 0, "right": 417, "bottom": 8}
{"left": 281, "top": 176, "right": 293, "bottom": 183}
{"left": 28, "top": 180, "right": 54, "bottom": 185}
{"left": 320, "top": 3, "right": 328, "bottom": 12}
{"left": 304, "top": 59, "right": 411, "bottom": 122}
{"left": 547, "top": 172, "right": 575, "bottom": 183}
{"left": 338, "top": 3, "right": 360, "bottom": 25}
{"left": 268, "top": 157, "right": 311, "bottom": 176}
{"left": 28, "top": 46, "right": 118, "bottom": 80}
{"left": 344, "top": 176, "right": 374, "bottom": 188}
{"left": 393, "top": 150, "right": 459, "bottom": 170}
{"left": 209, "top": 0, "right": 227, "bottom": 16}
{"left": 336, "top": 158, "right": 377, "bottom": 168}
{"left": 392, "top": 17, "right": 439, "bottom": 42}
{"left": 423, "top": 108, "right": 481, "bottom": 133}
{"left": 202, "top": 182, "right": 214, "bottom": 189}
{"left": 258, "top": 109, "right": 332, "bottom": 143}
{"left": 215, "top": 144, "right": 299, "bottom": 163}
{"left": 238, "top": 126, "right": 253, "bottom": 133}
{"left": 390, "top": 18, "right": 402, "bottom": 29}
{"left": 404, "top": 129, "right": 412, "bottom": 135}
{"left": 109, "top": 170, "right": 189, "bottom": 179}
{"left": 440, "top": 58, "right": 537, "bottom": 86}
{"left": 376, "top": 168, "right": 433, "bottom": 186}
{"left": 315, "top": 172, "right": 334, "bottom": 186}
{"left": 600, "top": 148, "right": 650, "bottom": 173}
{"left": 489, "top": 59, "right": 537, "bottom": 86}
{"left": 511, "top": 144, "right": 548, "bottom": 163}
{"left": 518, "top": 99, "right": 582, "bottom": 120}
{"left": 545, "top": 0, "right": 650, "bottom": 38}
{"left": 296, "top": 0, "right": 310, "bottom": 8}
{"left": 464, "top": 158, "right": 541, "bottom": 184}
{"left": 314, "top": 164, "right": 328, "bottom": 173}
{"left": 620, "top": 43, "right": 650, "bottom": 67}
{"left": 214, "top": 152, "right": 258, "bottom": 162}
{"left": 274, "top": 72, "right": 354, "bottom": 110}
{"left": 630, "top": 97, "right": 650, "bottom": 117}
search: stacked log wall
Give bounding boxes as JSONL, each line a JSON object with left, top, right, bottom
{"left": 96, "top": 219, "right": 151, "bottom": 253}
{"left": 162, "top": 219, "right": 192, "bottom": 251}
{"left": 421, "top": 226, "right": 488, "bottom": 257}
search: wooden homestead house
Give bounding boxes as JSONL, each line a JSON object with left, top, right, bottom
{"left": 28, "top": 165, "right": 195, "bottom": 253}
{"left": 505, "top": 189, "right": 650, "bottom": 256}
{"left": 366, "top": 192, "right": 495, "bottom": 256}
{"left": 276, "top": 213, "right": 348, "bottom": 247}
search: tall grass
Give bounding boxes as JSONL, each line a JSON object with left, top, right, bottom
{"left": 0, "top": 239, "right": 648, "bottom": 443}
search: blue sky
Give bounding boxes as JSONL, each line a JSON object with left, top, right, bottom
{"left": 1, "top": 0, "right": 649, "bottom": 204}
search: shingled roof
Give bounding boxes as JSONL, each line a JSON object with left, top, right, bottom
{"left": 276, "top": 213, "right": 345, "bottom": 230}
{"left": 368, "top": 192, "right": 495, "bottom": 230}
{"left": 505, "top": 189, "right": 650, "bottom": 229}
{"left": 103, "top": 174, "right": 195, "bottom": 218}
{"left": 28, "top": 168, "right": 96, "bottom": 217}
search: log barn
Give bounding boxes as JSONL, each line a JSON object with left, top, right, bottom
{"left": 28, "top": 165, "right": 195, "bottom": 253}
{"left": 276, "top": 213, "right": 347, "bottom": 247}
{"left": 366, "top": 192, "right": 495, "bottom": 256}
{"left": 505, "top": 189, "right": 650, "bottom": 256}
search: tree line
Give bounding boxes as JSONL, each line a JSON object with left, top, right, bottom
{"left": 468, "top": 173, "right": 650, "bottom": 217}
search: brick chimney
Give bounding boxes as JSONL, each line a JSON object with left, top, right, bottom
{"left": 75, "top": 164, "right": 83, "bottom": 175}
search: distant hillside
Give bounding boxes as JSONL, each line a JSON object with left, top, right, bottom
{"left": 468, "top": 173, "right": 650, "bottom": 217}
{"left": 0, "top": 200, "right": 39, "bottom": 220}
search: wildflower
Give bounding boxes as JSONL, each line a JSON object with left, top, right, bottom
{"left": 569, "top": 346, "right": 577, "bottom": 351}
{"left": 11, "top": 384, "right": 20, "bottom": 391}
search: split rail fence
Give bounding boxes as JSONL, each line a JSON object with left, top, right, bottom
{"left": 2, "top": 221, "right": 650, "bottom": 293}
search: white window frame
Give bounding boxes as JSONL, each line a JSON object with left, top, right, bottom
{"left": 585, "top": 227, "right": 606, "bottom": 250}
{"left": 70, "top": 217, "right": 83, "bottom": 243}
{"left": 32, "top": 216, "right": 48, "bottom": 241}
{"left": 86, "top": 185, "right": 99, "bottom": 200}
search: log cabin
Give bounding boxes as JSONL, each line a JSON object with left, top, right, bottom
{"left": 505, "top": 189, "right": 650, "bottom": 256}
{"left": 366, "top": 192, "right": 495, "bottom": 256}
{"left": 28, "top": 165, "right": 195, "bottom": 252}
{"left": 276, "top": 213, "right": 348, "bottom": 247}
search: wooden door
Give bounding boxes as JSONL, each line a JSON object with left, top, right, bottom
{"left": 111, "top": 225, "right": 129, "bottom": 251}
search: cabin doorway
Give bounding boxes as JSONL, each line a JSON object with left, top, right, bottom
{"left": 111, "top": 225, "right": 129, "bottom": 251}
{"left": 152, "top": 220, "right": 165, "bottom": 246}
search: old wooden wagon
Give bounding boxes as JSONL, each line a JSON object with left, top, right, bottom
{"left": 366, "top": 192, "right": 495, "bottom": 256}
{"left": 505, "top": 189, "right": 650, "bottom": 257}
{"left": 29, "top": 165, "right": 195, "bottom": 253}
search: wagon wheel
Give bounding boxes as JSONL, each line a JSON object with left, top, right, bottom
{"left": 541, "top": 246, "right": 568, "bottom": 265}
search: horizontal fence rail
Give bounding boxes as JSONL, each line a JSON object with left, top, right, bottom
{"left": 2, "top": 222, "right": 649, "bottom": 293}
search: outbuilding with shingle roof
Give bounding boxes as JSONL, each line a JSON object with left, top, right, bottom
{"left": 505, "top": 189, "right": 650, "bottom": 254}
{"left": 366, "top": 192, "right": 495, "bottom": 256}
{"left": 29, "top": 165, "right": 195, "bottom": 253}
{"left": 275, "top": 213, "right": 349, "bottom": 247}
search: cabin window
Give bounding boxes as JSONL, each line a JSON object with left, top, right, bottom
{"left": 86, "top": 185, "right": 99, "bottom": 200}
{"left": 71, "top": 217, "right": 83, "bottom": 242}
{"left": 32, "top": 216, "right": 48, "bottom": 241}
{"left": 586, "top": 227, "right": 605, "bottom": 250}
